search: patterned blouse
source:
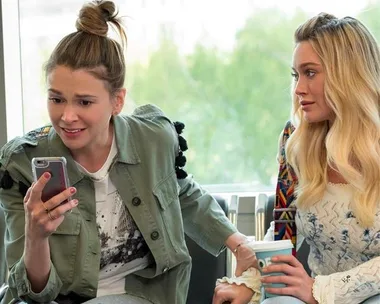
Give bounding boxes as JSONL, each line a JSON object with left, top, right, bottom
{"left": 295, "top": 182, "right": 380, "bottom": 303}
{"left": 273, "top": 121, "right": 380, "bottom": 304}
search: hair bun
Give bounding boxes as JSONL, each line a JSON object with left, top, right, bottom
{"left": 75, "top": 0, "right": 117, "bottom": 37}
{"left": 315, "top": 12, "right": 338, "bottom": 27}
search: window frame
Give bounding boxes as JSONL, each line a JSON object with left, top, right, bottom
{"left": 0, "top": 0, "right": 24, "bottom": 145}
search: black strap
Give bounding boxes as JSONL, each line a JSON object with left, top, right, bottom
{"left": 54, "top": 292, "right": 92, "bottom": 304}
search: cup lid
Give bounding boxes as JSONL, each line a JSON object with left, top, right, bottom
{"left": 248, "top": 240, "right": 293, "bottom": 252}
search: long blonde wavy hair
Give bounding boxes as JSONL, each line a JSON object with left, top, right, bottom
{"left": 286, "top": 13, "right": 380, "bottom": 227}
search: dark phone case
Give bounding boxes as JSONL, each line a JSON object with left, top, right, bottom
{"left": 31, "top": 157, "right": 70, "bottom": 203}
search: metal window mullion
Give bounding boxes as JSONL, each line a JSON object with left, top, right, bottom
{"left": 1, "top": 0, "right": 24, "bottom": 142}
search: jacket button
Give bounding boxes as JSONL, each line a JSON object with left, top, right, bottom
{"left": 132, "top": 197, "right": 141, "bottom": 206}
{"left": 151, "top": 231, "right": 159, "bottom": 240}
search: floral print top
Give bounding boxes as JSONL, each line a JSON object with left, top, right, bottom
{"left": 296, "top": 182, "right": 380, "bottom": 304}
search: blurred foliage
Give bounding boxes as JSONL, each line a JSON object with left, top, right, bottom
{"left": 124, "top": 4, "right": 380, "bottom": 187}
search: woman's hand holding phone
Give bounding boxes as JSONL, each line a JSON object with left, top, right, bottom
{"left": 24, "top": 172, "right": 78, "bottom": 239}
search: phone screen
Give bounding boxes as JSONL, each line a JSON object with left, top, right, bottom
{"left": 31, "top": 157, "right": 70, "bottom": 203}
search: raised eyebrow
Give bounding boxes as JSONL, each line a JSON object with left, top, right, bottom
{"left": 47, "top": 89, "right": 96, "bottom": 99}
{"left": 75, "top": 94, "right": 97, "bottom": 99}
{"left": 47, "top": 88, "right": 63, "bottom": 96}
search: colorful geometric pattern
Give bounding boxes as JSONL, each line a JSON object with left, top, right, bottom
{"left": 274, "top": 121, "right": 298, "bottom": 256}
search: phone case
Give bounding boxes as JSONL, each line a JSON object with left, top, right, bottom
{"left": 31, "top": 157, "right": 71, "bottom": 203}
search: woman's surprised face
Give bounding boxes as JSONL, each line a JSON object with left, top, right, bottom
{"left": 47, "top": 65, "right": 124, "bottom": 153}
{"left": 292, "top": 41, "right": 334, "bottom": 123}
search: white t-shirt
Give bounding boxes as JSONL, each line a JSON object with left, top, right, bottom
{"left": 76, "top": 136, "right": 151, "bottom": 297}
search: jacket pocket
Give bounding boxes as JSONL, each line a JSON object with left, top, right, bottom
{"left": 153, "top": 172, "right": 184, "bottom": 252}
{"left": 153, "top": 172, "right": 180, "bottom": 210}
{"left": 49, "top": 213, "right": 81, "bottom": 283}
{"left": 53, "top": 212, "right": 81, "bottom": 235}
{"left": 53, "top": 213, "right": 80, "bottom": 235}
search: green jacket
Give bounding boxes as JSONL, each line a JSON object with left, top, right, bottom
{"left": 0, "top": 104, "right": 237, "bottom": 304}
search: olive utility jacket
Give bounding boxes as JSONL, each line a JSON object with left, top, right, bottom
{"left": 0, "top": 104, "right": 237, "bottom": 303}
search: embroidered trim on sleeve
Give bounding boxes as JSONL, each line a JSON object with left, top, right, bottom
{"left": 313, "top": 275, "right": 335, "bottom": 304}
{"left": 216, "top": 267, "right": 262, "bottom": 304}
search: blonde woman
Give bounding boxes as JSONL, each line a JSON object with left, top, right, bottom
{"left": 213, "top": 13, "right": 380, "bottom": 304}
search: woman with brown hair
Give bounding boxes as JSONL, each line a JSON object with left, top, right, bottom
{"left": 0, "top": 1, "right": 255, "bottom": 303}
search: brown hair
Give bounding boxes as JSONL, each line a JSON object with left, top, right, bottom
{"left": 44, "top": 0, "right": 127, "bottom": 94}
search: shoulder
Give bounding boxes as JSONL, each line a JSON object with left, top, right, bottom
{"left": 119, "top": 104, "right": 176, "bottom": 144}
{"left": 131, "top": 103, "right": 167, "bottom": 119}
{"left": 0, "top": 125, "right": 51, "bottom": 175}
{"left": 117, "top": 104, "right": 189, "bottom": 179}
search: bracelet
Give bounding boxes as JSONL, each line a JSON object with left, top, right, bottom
{"left": 233, "top": 240, "right": 248, "bottom": 253}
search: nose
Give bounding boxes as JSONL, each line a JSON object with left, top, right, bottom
{"left": 61, "top": 104, "right": 78, "bottom": 123}
{"left": 294, "top": 76, "right": 307, "bottom": 98}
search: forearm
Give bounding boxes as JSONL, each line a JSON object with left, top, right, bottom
{"left": 24, "top": 236, "right": 51, "bottom": 292}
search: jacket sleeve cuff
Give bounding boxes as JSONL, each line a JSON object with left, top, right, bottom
{"left": 205, "top": 216, "right": 238, "bottom": 256}
{"left": 9, "top": 257, "right": 62, "bottom": 303}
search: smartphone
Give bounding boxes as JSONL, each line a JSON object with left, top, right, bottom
{"left": 31, "top": 157, "right": 71, "bottom": 203}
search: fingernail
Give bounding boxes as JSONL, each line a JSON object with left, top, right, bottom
{"left": 44, "top": 172, "right": 51, "bottom": 178}
{"left": 262, "top": 267, "right": 267, "bottom": 272}
{"left": 70, "top": 187, "right": 76, "bottom": 193}
{"left": 272, "top": 257, "right": 278, "bottom": 261}
{"left": 72, "top": 199, "right": 78, "bottom": 205}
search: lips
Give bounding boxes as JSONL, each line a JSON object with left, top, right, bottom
{"left": 61, "top": 128, "right": 85, "bottom": 133}
{"left": 60, "top": 127, "right": 86, "bottom": 138}
{"left": 300, "top": 101, "right": 314, "bottom": 106}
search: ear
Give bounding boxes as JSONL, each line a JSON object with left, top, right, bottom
{"left": 112, "top": 88, "right": 126, "bottom": 115}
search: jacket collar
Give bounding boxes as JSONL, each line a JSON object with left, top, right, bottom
{"left": 113, "top": 114, "right": 141, "bottom": 165}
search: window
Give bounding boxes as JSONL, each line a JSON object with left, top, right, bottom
{"left": 2, "top": 0, "right": 380, "bottom": 191}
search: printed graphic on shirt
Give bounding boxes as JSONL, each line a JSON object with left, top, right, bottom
{"left": 97, "top": 189, "right": 149, "bottom": 272}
